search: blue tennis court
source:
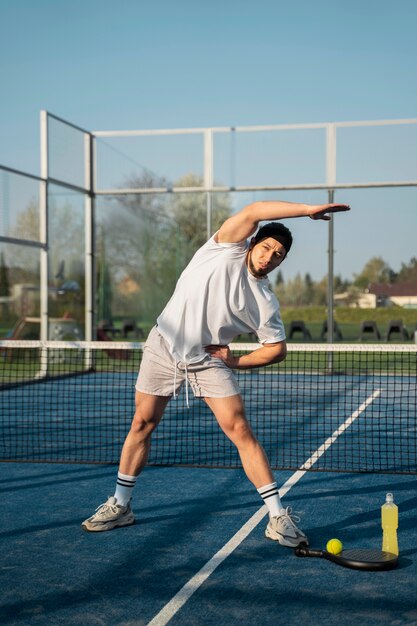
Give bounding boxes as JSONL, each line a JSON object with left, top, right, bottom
{"left": 1, "top": 342, "right": 416, "bottom": 625}
{"left": 0, "top": 463, "right": 416, "bottom": 626}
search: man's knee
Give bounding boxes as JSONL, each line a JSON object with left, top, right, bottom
{"left": 130, "top": 393, "right": 168, "bottom": 438}
{"left": 129, "top": 409, "right": 159, "bottom": 438}
{"left": 224, "top": 413, "right": 255, "bottom": 444}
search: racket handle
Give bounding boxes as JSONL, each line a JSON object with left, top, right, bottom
{"left": 294, "top": 544, "right": 323, "bottom": 558}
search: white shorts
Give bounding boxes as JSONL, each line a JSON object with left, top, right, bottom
{"left": 135, "top": 326, "right": 241, "bottom": 398}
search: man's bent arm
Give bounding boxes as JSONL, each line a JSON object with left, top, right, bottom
{"left": 205, "top": 342, "right": 287, "bottom": 369}
{"left": 217, "top": 200, "right": 350, "bottom": 244}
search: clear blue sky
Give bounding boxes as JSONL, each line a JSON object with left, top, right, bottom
{"left": 1, "top": 0, "right": 417, "bottom": 281}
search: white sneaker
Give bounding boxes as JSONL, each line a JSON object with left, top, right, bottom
{"left": 265, "top": 507, "right": 308, "bottom": 547}
{"left": 82, "top": 496, "right": 135, "bottom": 532}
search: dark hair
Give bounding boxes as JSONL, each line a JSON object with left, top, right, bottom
{"left": 253, "top": 222, "right": 293, "bottom": 255}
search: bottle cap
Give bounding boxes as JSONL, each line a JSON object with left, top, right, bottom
{"left": 386, "top": 492, "right": 394, "bottom": 503}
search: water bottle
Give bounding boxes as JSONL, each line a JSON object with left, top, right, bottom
{"left": 381, "top": 492, "right": 399, "bottom": 555}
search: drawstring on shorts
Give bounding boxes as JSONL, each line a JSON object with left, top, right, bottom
{"left": 173, "top": 360, "right": 190, "bottom": 409}
{"left": 184, "top": 364, "right": 189, "bottom": 408}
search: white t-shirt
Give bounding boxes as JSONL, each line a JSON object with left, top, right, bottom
{"left": 156, "top": 234, "right": 286, "bottom": 364}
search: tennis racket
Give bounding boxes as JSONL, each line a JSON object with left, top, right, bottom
{"left": 295, "top": 543, "right": 398, "bottom": 571}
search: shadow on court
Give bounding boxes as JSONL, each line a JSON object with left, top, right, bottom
{"left": 0, "top": 463, "right": 416, "bottom": 626}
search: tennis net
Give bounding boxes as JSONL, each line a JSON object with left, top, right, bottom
{"left": 1, "top": 339, "right": 416, "bottom": 473}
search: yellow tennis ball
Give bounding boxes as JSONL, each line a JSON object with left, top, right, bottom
{"left": 326, "top": 538, "right": 343, "bottom": 554}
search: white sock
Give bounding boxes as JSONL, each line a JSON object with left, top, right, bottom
{"left": 257, "top": 481, "right": 285, "bottom": 518}
{"left": 114, "top": 472, "right": 137, "bottom": 506}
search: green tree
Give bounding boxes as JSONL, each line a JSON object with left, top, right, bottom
{"left": 105, "top": 170, "right": 233, "bottom": 322}
{"left": 277, "top": 274, "right": 308, "bottom": 306}
{"left": 0, "top": 249, "right": 11, "bottom": 322}
{"left": 97, "top": 237, "right": 113, "bottom": 323}
{"left": 170, "top": 173, "right": 232, "bottom": 264}
{"left": 8, "top": 201, "right": 40, "bottom": 275}
{"left": 0, "top": 250, "right": 10, "bottom": 297}
{"left": 275, "top": 270, "right": 284, "bottom": 287}
{"left": 396, "top": 257, "right": 417, "bottom": 282}
{"left": 101, "top": 170, "right": 178, "bottom": 321}
{"left": 11, "top": 199, "right": 84, "bottom": 288}
{"left": 334, "top": 274, "right": 351, "bottom": 293}
{"left": 353, "top": 257, "right": 395, "bottom": 289}
{"left": 276, "top": 272, "right": 331, "bottom": 307}
{"left": 312, "top": 276, "right": 328, "bottom": 305}
{"left": 304, "top": 272, "right": 315, "bottom": 303}
{"left": 11, "top": 201, "right": 39, "bottom": 240}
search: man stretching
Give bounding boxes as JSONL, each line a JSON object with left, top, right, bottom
{"left": 82, "top": 199, "right": 349, "bottom": 547}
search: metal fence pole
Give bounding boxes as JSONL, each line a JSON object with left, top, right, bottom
{"left": 326, "top": 124, "right": 336, "bottom": 347}
{"left": 327, "top": 190, "right": 335, "bottom": 343}
{"left": 84, "top": 133, "right": 95, "bottom": 342}
{"left": 39, "top": 111, "right": 49, "bottom": 343}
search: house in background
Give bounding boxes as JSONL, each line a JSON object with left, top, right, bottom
{"left": 335, "top": 282, "right": 417, "bottom": 309}
{"left": 366, "top": 283, "right": 417, "bottom": 308}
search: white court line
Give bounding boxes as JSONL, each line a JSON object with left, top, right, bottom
{"left": 146, "top": 388, "right": 381, "bottom": 626}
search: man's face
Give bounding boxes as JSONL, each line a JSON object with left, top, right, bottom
{"left": 246, "top": 236, "right": 286, "bottom": 278}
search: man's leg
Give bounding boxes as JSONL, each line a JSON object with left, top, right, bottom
{"left": 119, "top": 391, "right": 171, "bottom": 475}
{"left": 204, "top": 394, "right": 275, "bottom": 487}
{"left": 204, "top": 394, "right": 308, "bottom": 547}
{"left": 82, "top": 392, "right": 170, "bottom": 532}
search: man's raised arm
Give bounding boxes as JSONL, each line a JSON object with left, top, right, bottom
{"left": 216, "top": 200, "right": 350, "bottom": 244}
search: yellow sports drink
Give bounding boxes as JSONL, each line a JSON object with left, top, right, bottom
{"left": 381, "top": 492, "right": 399, "bottom": 555}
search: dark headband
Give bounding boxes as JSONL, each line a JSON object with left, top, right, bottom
{"left": 253, "top": 223, "right": 293, "bottom": 255}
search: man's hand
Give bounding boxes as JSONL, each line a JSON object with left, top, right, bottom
{"left": 308, "top": 203, "right": 350, "bottom": 221}
{"left": 205, "top": 345, "right": 237, "bottom": 368}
